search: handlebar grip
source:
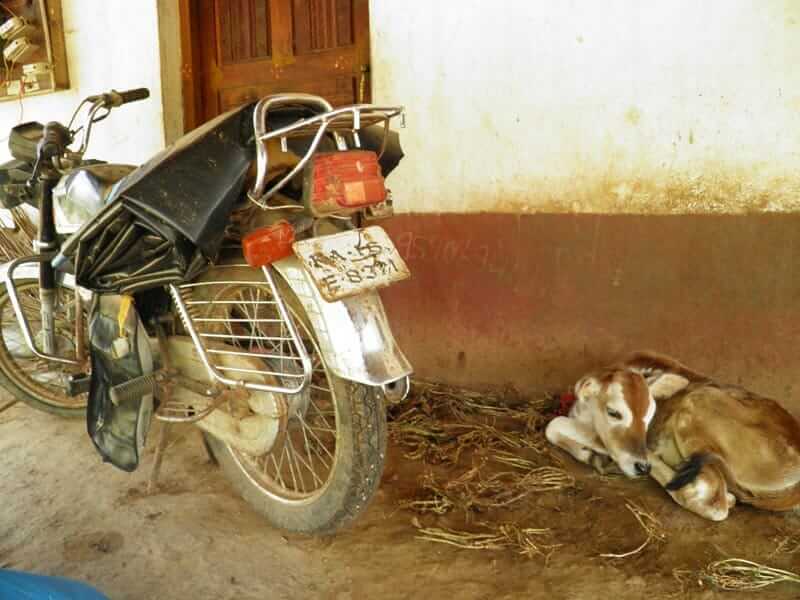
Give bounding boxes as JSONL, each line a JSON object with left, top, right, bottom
{"left": 116, "top": 88, "right": 150, "bottom": 105}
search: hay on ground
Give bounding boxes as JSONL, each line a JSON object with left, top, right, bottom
{"left": 600, "top": 501, "right": 666, "bottom": 559}
{"left": 399, "top": 459, "right": 574, "bottom": 517}
{"left": 773, "top": 534, "right": 800, "bottom": 556}
{"left": 701, "top": 558, "right": 800, "bottom": 591}
{"left": 415, "top": 523, "right": 559, "bottom": 559}
{"left": 392, "top": 379, "right": 570, "bottom": 559}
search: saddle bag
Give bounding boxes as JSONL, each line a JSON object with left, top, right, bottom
{"left": 87, "top": 294, "right": 154, "bottom": 471}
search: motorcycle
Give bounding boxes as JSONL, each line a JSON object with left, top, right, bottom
{"left": 0, "top": 89, "right": 412, "bottom": 534}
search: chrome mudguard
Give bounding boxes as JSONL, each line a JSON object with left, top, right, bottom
{"left": 272, "top": 256, "right": 412, "bottom": 386}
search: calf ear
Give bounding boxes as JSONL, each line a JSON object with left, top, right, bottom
{"left": 577, "top": 376, "right": 602, "bottom": 399}
{"left": 647, "top": 373, "right": 690, "bottom": 399}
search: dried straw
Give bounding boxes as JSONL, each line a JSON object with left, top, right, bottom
{"left": 400, "top": 459, "right": 574, "bottom": 517}
{"left": 393, "top": 379, "right": 570, "bottom": 560}
{"left": 416, "top": 523, "right": 558, "bottom": 559}
{"left": 0, "top": 208, "right": 35, "bottom": 261}
{"left": 410, "top": 379, "right": 550, "bottom": 425}
{"left": 397, "top": 473, "right": 456, "bottom": 515}
{"left": 773, "top": 535, "right": 800, "bottom": 556}
{"left": 389, "top": 417, "right": 547, "bottom": 464}
{"left": 600, "top": 501, "right": 666, "bottom": 559}
{"left": 701, "top": 558, "right": 800, "bottom": 591}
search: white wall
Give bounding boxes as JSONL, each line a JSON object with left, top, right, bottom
{"left": 0, "top": 0, "right": 165, "bottom": 166}
{"left": 370, "top": 0, "right": 800, "bottom": 214}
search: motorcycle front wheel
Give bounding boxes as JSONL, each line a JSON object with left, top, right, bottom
{"left": 0, "top": 278, "right": 88, "bottom": 417}
{"left": 201, "top": 277, "right": 387, "bottom": 535}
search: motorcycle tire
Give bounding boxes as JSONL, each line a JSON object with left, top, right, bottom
{"left": 204, "top": 378, "right": 386, "bottom": 534}
{"left": 193, "top": 263, "right": 388, "bottom": 534}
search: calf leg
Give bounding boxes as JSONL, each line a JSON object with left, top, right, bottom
{"left": 672, "top": 411, "right": 738, "bottom": 510}
{"left": 546, "top": 416, "right": 608, "bottom": 468}
{"left": 648, "top": 453, "right": 734, "bottom": 521}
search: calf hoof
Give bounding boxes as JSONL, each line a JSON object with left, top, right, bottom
{"left": 590, "top": 452, "right": 620, "bottom": 475}
{"left": 707, "top": 506, "right": 730, "bottom": 521}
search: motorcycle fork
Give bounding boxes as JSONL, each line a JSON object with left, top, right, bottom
{"left": 37, "top": 176, "right": 58, "bottom": 354}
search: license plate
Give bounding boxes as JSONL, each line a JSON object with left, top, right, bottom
{"left": 293, "top": 226, "right": 410, "bottom": 302}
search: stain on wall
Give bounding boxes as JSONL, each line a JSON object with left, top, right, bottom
{"left": 369, "top": 1, "right": 800, "bottom": 402}
{"left": 370, "top": 0, "right": 800, "bottom": 214}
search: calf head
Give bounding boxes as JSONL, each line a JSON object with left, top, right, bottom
{"left": 575, "top": 368, "right": 655, "bottom": 478}
{"left": 575, "top": 366, "right": 690, "bottom": 477}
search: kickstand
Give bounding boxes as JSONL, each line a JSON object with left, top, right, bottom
{"left": 147, "top": 422, "right": 171, "bottom": 494}
{"left": 199, "top": 429, "right": 218, "bottom": 465}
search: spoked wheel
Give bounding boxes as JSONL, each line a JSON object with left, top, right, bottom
{"left": 200, "top": 276, "right": 387, "bottom": 534}
{"left": 0, "top": 278, "right": 88, "bottom": 417}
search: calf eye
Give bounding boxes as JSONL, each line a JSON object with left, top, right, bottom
{"left": 607, "top": 408, "right": 622, "bottom": 420}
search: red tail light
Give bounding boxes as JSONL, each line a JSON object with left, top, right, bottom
{"left": 303, "top": 150, "right": 386, "bottom": 216}
{"left": 242, "top": 221, "right": 295, "bottom": 267}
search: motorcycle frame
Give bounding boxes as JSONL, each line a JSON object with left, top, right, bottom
{"left": 1, "top": 92, "right": 412, "bottom": 401}
{"left": 1, "top": 255, "right": 82, "bottom": 366}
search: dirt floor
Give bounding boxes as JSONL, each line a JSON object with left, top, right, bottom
{"left": 1, "top": 387, "right": 799, "bottom": 600}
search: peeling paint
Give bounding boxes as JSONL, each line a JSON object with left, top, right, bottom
{"left": 477, "top": 168, "right": 800, "bottom": 214}
{"left": 370, "top": 0, "right": 800, "bottom": 215}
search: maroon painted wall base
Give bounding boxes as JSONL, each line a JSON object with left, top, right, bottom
{"left": 382, "top": 213, "right": 800, "bottom": 414}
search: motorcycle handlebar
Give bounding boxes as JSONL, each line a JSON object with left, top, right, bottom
{"left": 87, "top": 88, "right": 150, "bottom": 109}
{"left": 115, "top": 87, "right": 150, "bottom": 105}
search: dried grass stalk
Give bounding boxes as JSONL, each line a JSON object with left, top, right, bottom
{"left": 516, "top": 467, "right": 576, "bottom": 492}
{"left": 397, "top": 473, "right": 456, "bottom": 515}
{"left": 389, "top": 417, "right": 546, "bottom": 464}
{"left": 416, "top": 523, "right": 558, "bottom": 559}
{"left": 600, "top": 501, "right": 666, "bottom": 559}
{"left": 702, "top": 558, "right": 800, "bottom": 591}
{"left": 492, "top": 451, "right": 575, "bottom": 491}
{"left": 401, "top": 459, "right": 574, "bottom": 517}
{"left": 773, "top": 535, "right": 800, "bottom": 556}
{"left": 492, "top": 450, "right": 538, "bottom": 470}
{"left": 410, "top": 379, "right": 550, "bottom": 422}
{"left": 0, "top": 208, "right": 35, "bottom": 261}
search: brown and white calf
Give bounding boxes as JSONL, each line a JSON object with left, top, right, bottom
{"left": 546, "top": 351, "right": 800, "bottom": 521}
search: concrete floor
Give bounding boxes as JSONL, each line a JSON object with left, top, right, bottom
{"left": 1, "top": 401, "right": 798, "bottom": 600}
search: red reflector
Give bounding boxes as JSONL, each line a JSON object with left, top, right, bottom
{"left": 303, "top": 151, "right": 386, "bottom": 216}
{"left": 242, "top": 221, "right": 295, "bottom": 267}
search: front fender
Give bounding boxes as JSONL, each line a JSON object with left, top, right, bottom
{"left": 272, "top": 256, "right": 412, "bottom": 386}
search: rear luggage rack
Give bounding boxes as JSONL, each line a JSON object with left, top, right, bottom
{"left": 248, "top": 93, "right": 403, "bottom": 210}
{"left": 169, "top": 264, "right": 312, "bottom": 395}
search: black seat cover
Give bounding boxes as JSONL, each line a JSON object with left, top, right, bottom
{"left": 110, "top": 103, "right": 256, "bottom": 257}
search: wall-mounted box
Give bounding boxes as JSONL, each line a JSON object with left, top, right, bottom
{"left": 0, "top": 0, "right": 69, "bottom": 102}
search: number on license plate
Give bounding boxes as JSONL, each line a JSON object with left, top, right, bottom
{"left": 293, "top": 226, "right": 410, "bottom": 302}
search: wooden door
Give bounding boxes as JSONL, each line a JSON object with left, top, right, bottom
{"left": 183, "top": 0, "right": 371, "bottom": 128}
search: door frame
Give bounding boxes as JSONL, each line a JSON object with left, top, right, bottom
{"left": 177, "top": 0, "right": 372, "bottom": 133}
{"left": 178, "top": 0, "right": 203, "bottom": 132}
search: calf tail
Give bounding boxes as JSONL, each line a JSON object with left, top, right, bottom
{"left": 665, "top": 453, "right": 713, "bottom": 491}
{"left": 666, "top": 452, "right": 800, "bottom": 511}
{"left": 665, "top": 452, "right": 745, "bottom": 495}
